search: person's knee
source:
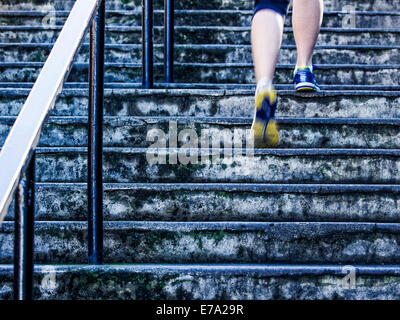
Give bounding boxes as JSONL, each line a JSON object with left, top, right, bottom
{"left": 253, "top": 0, "right": 291, "bottom": 18}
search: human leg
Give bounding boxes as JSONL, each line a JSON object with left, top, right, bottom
{"left": 292, "top": 0, "right": 324, "bottom": 91}
{"left": 251, "top": 0, "right": 290, "bottom": 147}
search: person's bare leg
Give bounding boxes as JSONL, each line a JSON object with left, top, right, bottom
{"left": 292, "top": 0, "right": 324, "bottom": 69}
{"left": 251, "top": 9, "right": 285, "bottom": 83}
{"left": 251, "top": 9, "right": 284, "bottom": 147}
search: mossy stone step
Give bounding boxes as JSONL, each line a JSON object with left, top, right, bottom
{"left": 2, "top": 44, "right": 399, "bottom": 65}
{"left": 1, "top": 0, "right": 399, "bottom": 11}
{"left": 8, "top": 147, "right": 399, "bottom": 184}
{"left": 2, "top": 116, "right": 400, "bottom": 149}
{"left": 1, "top": 264, "right": 400, "bottom": 300}
{"left": 4, "top": 183, "right": 399, "bottom": 223}
{"left": 1, "top": 62, "right": 398, "bottom": 85}
{"left": 1, "top": 26, "right": 399, "bottom": 46}
{"left": 1, "top": 89, "right": 400, "bottom": 118}
{"left": 0, "top": 222, "right": 400, "bottom": 264}
{"left": 1, "top": 10, "right": 399, "bottom": 29}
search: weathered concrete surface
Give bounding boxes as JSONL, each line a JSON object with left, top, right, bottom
{"left": 1, "top": 27, "right": 398, "bottom": 46}
{"left": 0, "top": 222, "right": 88, "bottom": 264}
{"left": 2, "top": 45, "right": 399, "bottom": 65}
{"left": 2, "top": 63, "right": 398, "bottom": 85}
{"left": 29, "top": 148, "right": 400, "bottom": 184}
{"left": 5, "top": 183, "right": 399, "bottom": 223}
{"left": 2, "top": 89, "right": 400, "bottom": 119}
{"left": 0, "top": 264, "right": 399, "bottom": 300}
{"left": 0, "top": 116, "right": 87, "bottom": 147}
{"left": 2, "top": 11, "right": 399, "bottom": 29}
{"left": 2, "top": 116, "right": 400, "bottom": 149}
{"left": 0, "top": 0, "right": 398, "bottom": 11}
{"left": 1, "top": 222, "right": 400, "bottom": 264}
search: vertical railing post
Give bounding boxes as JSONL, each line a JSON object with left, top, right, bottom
{"left": 88, "top": 0, "right": 105, "bottom": 265}
{"left": 142, "top": 0, "right": 154, "bottom": 88}
{"left": 164, "top": 0, "right": 174, "bottom": 83}
{"left": 14, "top": 153, "right": 35, "bottom": 300}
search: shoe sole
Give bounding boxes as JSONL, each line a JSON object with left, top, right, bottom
{"left": 251, "top": 89, "right": 279, "bottom": 148}
{"left": 295, "top": 82, "right": 319, "bottom": 92}
{"left": 252, "top": 118, "right": 279, "bottom": 148}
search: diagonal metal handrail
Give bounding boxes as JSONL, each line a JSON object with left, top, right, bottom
{"left": 0, "top": 0, "right": 101, "bottom": 225}
{"left": 0, "top": 0, "right": 172, "bottom": 299}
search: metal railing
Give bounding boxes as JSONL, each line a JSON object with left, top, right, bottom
{"left": 164, "top": 0, "right": 175, "bottom": 83}
{"left": 0, "top": 0, "right": 175, "bottom": 300}
{"left": 143, "top": 0, "right": 175, "bottom": 88}
{"left": 0, "top": 0, "right": 105, "bottom": 299}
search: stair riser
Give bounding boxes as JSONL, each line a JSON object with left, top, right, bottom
{"left": 2, "top": 119, "right": 400, "bottom": 149}
{"left": 1, "top": 65, "right": 398, "bottom": 85}
{"left": 1, "top": 0, "right": 398, "bottom": 11}
{"left": 2, "top": 46, "right": 399, "bottom": 65}
{"left": 2, "top": 91, "right": 400, "bottom": 118}
{"left": 124, "top": 120, "right": 400, "bottom": 149}
{"left": 5, "top": 185, "right": 399, "bottom": 223}
{"left": 1, "top": 223, "right": 399, "bottom": 264}
{"left": 1, "top": 266, "right": 400, "bottom": 300}
{"left": 30, "top": 151, "right": 400, "bottom": 184}
{"left": 1, "top": 29, "right": 398, "bottom": 46}
{"left": 2, "top": 12, "right": 399, "bottom": 29}
{"left": 0, "top": 119, "right": 87, "bottom": 147}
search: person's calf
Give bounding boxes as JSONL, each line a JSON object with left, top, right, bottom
{"left": 251, "top": 9, "right": 285, "bottom": 81}
{"left": 292, "top": 0, "right": 324, "bottom": 69}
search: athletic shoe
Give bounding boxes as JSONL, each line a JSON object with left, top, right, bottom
{"left": 251, "top": 87, "right": 279, "bottom": 148}
{"left": 293, "top": 67, "right": 320, "bottom": 92}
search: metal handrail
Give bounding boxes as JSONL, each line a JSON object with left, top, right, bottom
{"left": 142, "top": 0, "right": 175, "bottom": 88}
{"left": 142, "top": 0, "right": 154, "bottom": 88}
{"left": 164, "top": 0, "right": 175, "bottom": 83}
{"left": 0, "top": 0, "right": 101, "bottom": 224}
{"left": 0, "top": 0, "right": 174, "bottom": 300}
{"left": 0, "top": 0, "right": 104, "bottom": 299}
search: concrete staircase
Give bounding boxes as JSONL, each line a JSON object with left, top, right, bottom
{"left": 0, "top": 0, "right": 400, "bottom": 299}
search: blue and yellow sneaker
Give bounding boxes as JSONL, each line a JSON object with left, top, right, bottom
{"left": 251, "top": 87, "right": 279, "bottom": 148}
{"left": 293, "top": 66, "right": 320, "bottom": 92}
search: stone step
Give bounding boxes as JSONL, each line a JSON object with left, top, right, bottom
{"left": 1, "top": 0, "right": 398, "bottom": 12}
{"left": 1, "top": 89, "right": 399, "bottom": 118}
{"left": 2, "top": 82, "right": 400, "bottom": 92}
{"left": 0, "top": 147, "right": 397, "bottom": 184}
{"left": 1, "top": 26, "right": 399, "bottom": 46}
{"left": 1, "top": 264, "right": 400, "bottom": 300}
{"left": 1, "top": 221, "right": 400, "bottom": 264}
{"left": 4, "top": 183, "right": 400, "bottom": 223}
{"left": 1, "top": 62, "right": 398, "bottom": 85}
{"left": 2, "top": 116, "right": 400, "bottom": 149}
{"left": 2, "top": 43, "right": 400, "bottom": 65}
{"left": 1, "top": 10, "right": 399, "bottom": 29}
